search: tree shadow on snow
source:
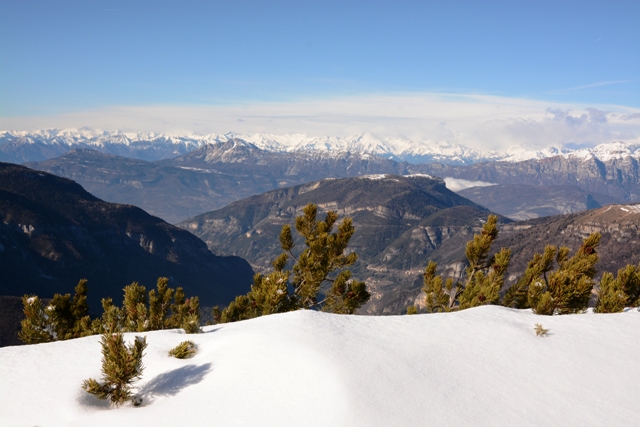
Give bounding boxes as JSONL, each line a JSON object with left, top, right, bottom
{"left": 77, "top": 390, "right": 112, "bottom": 409}
{"left": 138, "top": 363, "right": 212, "bottom": 405}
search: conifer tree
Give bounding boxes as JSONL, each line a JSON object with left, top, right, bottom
{"left": 97, "top": 298, "right": 125, "bottom": 334}
{"left": 19, "top": 279, "right": 93, "bottom": 343}
{"left": 18, "top": 295, "right": 53, "bottom": 344}
{"left": 123, "top": 282, "right": 148, "bottom": 332}
{"left": 502, "top": 246, "right": 557, "bottom": 309}
{"left": 421, "top": 215, "right": 510, "bottom": 311}
{"left": 594, "top": 264, "right": 640, "bottom": 313}
{"left": 181, "top": 296, "right": 201, "bottom": 334}
{"left": 167, "top": 287, "right": 201, "bottom": 332}
{"left": 220, "top": 295, "right": 256, "bottom": 323}
{"left": 220, "top": 203, "right": 370, "bottom": 322}
{"left": 148, "top": 277, "right": 174, "bottom": 330}
{"left": 82, "top": 330, "right": 147, "bottom": 407}
{"left": 524, "top": 233, "right": 601, "bottom": 315}
{"left": 422, "top": 261, "right": 453, "bottom": 313}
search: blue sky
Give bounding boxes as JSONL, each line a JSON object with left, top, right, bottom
{"left": 1, "top": 1, "right": 639, "bottom": 149}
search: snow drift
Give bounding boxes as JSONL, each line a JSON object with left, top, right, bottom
{"left": 1, "top": 306, "right": 639, "bottom": 426}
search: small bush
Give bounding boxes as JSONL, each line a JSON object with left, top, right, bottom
{"left": 169, "top": 340, "right": 197, "bottom": 359}
{"left": 534, "top": 323, "right": 549, "bottom": 336}
{"left": 406, "top": 305, "right": 418, "bottom": 315}
{"left": 82, "top": 332, "right": 147, "bottom": 407}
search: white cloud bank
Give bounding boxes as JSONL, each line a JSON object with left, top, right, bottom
{"left": 443, "top": 178, "right": 496, "bottom": 192}
{"left": 1, "top": 92, "right": 639, "bottom": 152}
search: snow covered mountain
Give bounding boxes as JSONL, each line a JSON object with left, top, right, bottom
{"left": 3, "top": 128, "right": 639, "bottom": 165}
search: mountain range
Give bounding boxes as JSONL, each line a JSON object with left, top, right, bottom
{"left": 23, "top": 136, "right": 640, "bottom": 223}
{"left": 4, "top": 128, "right": 640, "bottom": 165}
{"left": 177, "top": 172, "right": 640, "bottom": 314}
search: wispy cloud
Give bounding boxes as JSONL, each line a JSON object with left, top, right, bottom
{"left": 1, "top": 92, "right": 639, "bottom": 152}
{"left": 553, "top": 80, "right": 633, "bottom": 93}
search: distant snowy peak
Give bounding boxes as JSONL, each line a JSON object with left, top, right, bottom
{"left": 564, "top": 141, "right": 640, "bottom": 162}
{"left": 1, "top": 128, "right": 639, "bottom": 165}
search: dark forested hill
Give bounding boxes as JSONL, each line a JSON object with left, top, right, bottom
{"left": 0, "top": 162, "right": 254, "bottom": 312}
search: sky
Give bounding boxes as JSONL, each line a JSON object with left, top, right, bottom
{"left": 1, "top": 0, "right": 639, "bottom": 150}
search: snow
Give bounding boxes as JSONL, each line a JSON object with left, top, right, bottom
{"left": 617, "top": 204, "right": 640, "bottom": 213}
{"left": 1, "top": 306, "right": 639, "bottom": 427}
{"left": 2, "top": 129, "right": 640, "bottom": 165}
{"left": 359, "top": 174, "right": 390, "bottom": 180}
{"left": 404, "top": 173, "right": 434, "bottom": 179}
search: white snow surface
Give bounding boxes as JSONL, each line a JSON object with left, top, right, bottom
{"left": 3, "top": 128, "right": 640, "bottom": 165}
{"left": 1, "top": 306, "right": 639, "bottom": 427}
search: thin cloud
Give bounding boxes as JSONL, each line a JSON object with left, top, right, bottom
{"left": 1, "top": 92, "right": 639, "bottom": 152}
{"left": 553, "top": 80, "right": 633, "bottom": 93}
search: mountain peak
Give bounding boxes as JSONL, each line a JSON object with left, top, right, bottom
{"left": 2, "top": 128, "right": 640, "bottom": 166}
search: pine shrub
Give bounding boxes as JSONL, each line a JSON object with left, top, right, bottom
{"left": 594, "top": 264, "right": 640, "bottom": 313}
{"left": 220, "top": 203, "right": 370, "bottom": 322}
{"left": 82, "top": 331, "right": 147, "bottom": 407}
{"left": 18, "top": 295, "right": 53, "bottom": 344}
{"left": 524, "top": 233, "right": 601, "bottom": 315}
{"left": 421, "top": 215, "right": 510, "bottom": 311}
{"left": 19, "top": 279, "right": 92, "bottom": 344}
{"left": 168, "top": 340, "right": 196, "bottom": 359}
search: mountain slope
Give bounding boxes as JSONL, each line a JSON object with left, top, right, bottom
{"left": 26, "top": 149, "right": 270, "bottom": 223}
{"left": 495, "top": 203, "right": 640, "bottom": 279}
{"left": 393, "top": 203, "right": 640, "bottom": 312}
{"left": 28, "top": 142, "right": 411, "bottom": 223}
{"left": 0, "top": 163, "right": 253, "bottom": 312}
{"left": 417, "top": 154, "right": 640, "bottom": 202}
{"left": 178, "top": 174, "right": 502, "bottom": 314}
{"left": 1, "top": 307, "right": 639, "bottom": 426}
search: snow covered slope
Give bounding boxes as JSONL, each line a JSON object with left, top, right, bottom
{"left": 3, "top": 128, "right": 639, "bottom": 165}
{"left": 1, "top": 306, "right": 639, "bottom": 426}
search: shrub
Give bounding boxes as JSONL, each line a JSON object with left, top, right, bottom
{"left": 422, "top": 215, "right": 510, "bottom": 311}
{"left": 168, "top": 340, "right": 197, "bottom": 359}
{"left": 220, "top": 203, "right": 370, "bottom": 322}
{"left": 534, "top": 323, "right": 549, "bottom": 336}
{"left": 594, "top": 264, "right": 640, "bottom": 313}
{"left": 19, "top": 279, "right": 92, "bottom": 344}
{"left": 82, "top": 331, "right": 147, "bottom": 407}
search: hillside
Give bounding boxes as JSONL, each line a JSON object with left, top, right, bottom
{"left": 26, "top": 149, "right": 269, "bottom": 223}
{"left": 417, "top": 153, "right": 640, "bottom": 204}
{"left": 1, "top": 307, "right": 639, "bottom": 426}
{"left": 178, "top": 174, "right": 502, "bottom": 314}
{"left": 27, "top": 142, "right": 412, "bottom": 223}
{"left": 496, "top": 203, "right": 640, "bottom": 280}
{"left": 0, "top": 162, "right": 253, "bottom": 314}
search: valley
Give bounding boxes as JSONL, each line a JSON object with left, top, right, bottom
{"left": 2, "top": 133, "right": 640, "bottom": 323}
